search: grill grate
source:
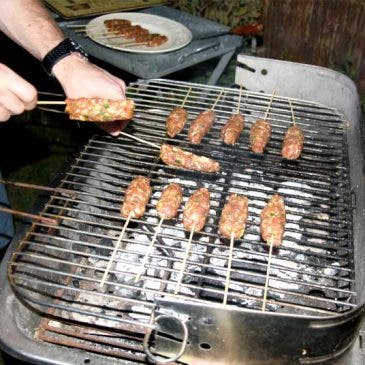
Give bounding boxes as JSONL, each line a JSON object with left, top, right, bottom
{"left": 8, "top": 79, "right": 355, "bottom": 344}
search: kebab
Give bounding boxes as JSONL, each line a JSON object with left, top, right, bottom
{"left": 188, "top": 89, "right": 224, "bottom": 144}
{"left": 135, "top": 183, "right": 183, "bottom": 282}
{"left": 100, "top": 176, "right": 152, "bottom": 287}
{"left": 219, "top": 194, "right": 249, "bottom": 304}
{"left": 166, "top": 87, "right": 191, "bottom": 138}
{"left": 250, "top": 90, "right": 276, "bottom": 153}
{"left": 220, "top": 85, "right": 245, "bottom": 145}
{"left": 120, "top": 135, "right": 220, "bottom": 173}
{"left": 282, "top": 99, "right": 305, "bottom": 160}
{"left": 38, "top": 98, "right": 135, "bottom": 122}
{"left": 260, "top": 194, "right": 286, "bottom": 310}
{"left": 175, "top": 188, "right": 210, "bottom": 294}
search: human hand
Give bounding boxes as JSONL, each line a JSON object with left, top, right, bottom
{"left": 0, "top": 63, "right": 37, "bottom": 122}
{"left": 53, "top": 54, "right": 128, "bottom": 136}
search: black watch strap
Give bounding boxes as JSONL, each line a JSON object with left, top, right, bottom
{"left": 42, "top": 38, "right": 88, "bottom": 76}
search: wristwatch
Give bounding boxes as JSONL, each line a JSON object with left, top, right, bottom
{"left": 42, "top": 38, "right": 88, "bottom": 76}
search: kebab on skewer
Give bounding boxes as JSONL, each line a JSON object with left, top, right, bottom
{"left": 175, "top": 188, "right": 211, "bottom": 293}
{"left": 100, "top": 176, "right": 152, "bottom": 287}
{"left": 260, "top": 194, "right": 286, "bottom": 247}
{"left": 166, "top": 87, "right": 191, "bottom": 138}
{"left": 220, "top": 86, "right": 245, "bottom": 145}
{"left": 260, "top": 194, "right": 286, "bottom": 311}
{"left": 219, "top": 193, "right": 249, "bottom": 304}
{"left": 65, "top": 98, "right": 135, "bottom": 122}
{"left": 159, "top": 144, "right": 220, "bottom": 173}
{"left": 282, "top": 99, "right": 304, "bottom": 160}
{"left": 250, "top": 90, "right": 276, "bottom": 153}
{"left": 103, "top": 19, "right": 168, "bottom": 47}
{"left": 120, "top": 176, "right": 152, "bottom": 219}
{"left": 188, "top": 89, "right": 224, "bottom": 144}
{"left": 135, "top": 183, "right": 183, "bottom": 282}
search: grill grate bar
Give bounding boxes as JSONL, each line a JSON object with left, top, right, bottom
{"left": 11, "top": 262, "right": 354, "bottom": 316}
{"left": 15, "top": 246, "right": 355, "bottom": 297}
{"left": 25, "top": 231, "right": 354, "bottom": 277}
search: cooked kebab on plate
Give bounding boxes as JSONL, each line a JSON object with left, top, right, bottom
{"left": 250, "top": 119, "right": 272, "bottom": 154}
{"left": 104, "top": 19, "right": 132, "bottom": 28}
{"left": 183, "top": 188, "right": 210, "bottom": 232}
{"left": 260, "top": 194, "right": 286, "bottom": 247}
{"left": 166, "top": 107, "right": 188, "bottom": 138}
{"left": 188, "top": 110, "right": 215, "bottom": 144}
{"left": 219, "top": 194, "right": 249, "bottom": 239}
{"left": 103, "top": 18, "right": 168, "bottom": 47}
{"left": 220, "top": 113, "right": 245, "bottom": 145}
{"left": 121, "top": 176, "right": 152, "bottom": 219}
{"left": 156, "top": 183, "right": 183, "bottom": 220}
{"left": 160, "top": 144, "right": 220, "bottom": 173}
{"left": 65, "top": 98, "right": 135, "bottom": 122}
{"left": 282, "top": 124, "right": 304, "bottom": 160}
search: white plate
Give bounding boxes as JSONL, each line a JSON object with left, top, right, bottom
{"left": 86, "top": 13, "right": 192, "bottom": 54}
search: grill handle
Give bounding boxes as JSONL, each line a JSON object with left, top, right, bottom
{"left": 143, "top": 314, "right": 189, "bottom": 364}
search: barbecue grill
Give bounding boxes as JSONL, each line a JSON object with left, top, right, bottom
{"left": 0, "top": 56, "right": 364, "bottom": 365}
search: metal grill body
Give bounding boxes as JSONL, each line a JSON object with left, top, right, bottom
{"left": 4, "top": 78, "right": 364, "bottom": 364}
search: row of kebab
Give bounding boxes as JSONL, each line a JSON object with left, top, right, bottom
{"left": 121, "top": 177, "right": 286, "bottom": 247}
{"left": 102, "top": 18, "right": 168, "bottom": 47}
{"left": 65, "top": 89, "right": 304, "bottom": 175}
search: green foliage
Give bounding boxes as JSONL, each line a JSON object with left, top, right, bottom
{"left": 172, "top": 0, "right": 262, "bottom": 27}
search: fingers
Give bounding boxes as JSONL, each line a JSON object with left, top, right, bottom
{"left": 0, "top": 63, "right": 37, "bottom": 121}
{"left": 0, "top": 107, "right": 11, "bottom": 123}
{"left": 110, "top": 75, "right": 126, "bottom": 98}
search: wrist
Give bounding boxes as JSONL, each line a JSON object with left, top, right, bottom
{"left": 42, "top": 38, "right": 88, "bottom": 77}
{"left": 52, "top": 52, "right": 89, "bottom": 81}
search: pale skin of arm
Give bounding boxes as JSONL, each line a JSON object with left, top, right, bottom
{"left": 0, "top": 0, "right": 127, "bottom": 135}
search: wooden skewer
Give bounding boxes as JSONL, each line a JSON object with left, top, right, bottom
{"left": 37, "top": 107, "right": 65, "bottom": 114}
{"left": 288, "top": 99, "right": 296, "bottom": 125}
{"left": 236, "top": 85, "right": 243, "bottom": 114}
{"left": 210, "top": 89, "right": 224, "bottom": 111}
{"left": 263, "top": 89, "right": 277, "bottom": 120}
{"left": 262, "top": 236, "right": 274, "bottom": 311}
{"left": 181, "top": 87, "right": 192, "bottom": 108}
{"left": 119, "top": 132, "right": 160, "bottom": 149}
{"left": 0, "top": 206, "right": 58, "bottom": 226}
{"left": 100, "top": 213, "right": 132, "bottom": 287}
{"left": 37, "top": 101, "right": 66, "bottom": 105}
{"left": 223, "top": 233, "right": 235, "bottom": 305}
{"left": 38, "top": 91, "right": 64, "bottom": 97}
{"left": 134, "top": 218, "right": 164, "bottom": 282}
{"left": 0, "top": 179, "right": 76, "bottom": 198}
{"left": 174, "top": 223, "right": 196, "bottom": 294}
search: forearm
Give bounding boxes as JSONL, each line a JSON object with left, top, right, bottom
{"left": 0, "top": 0, "right": 65, "bottom": 60}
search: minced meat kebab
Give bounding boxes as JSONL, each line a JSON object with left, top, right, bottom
{"left": 260, "top": 194, "right": 286, "bottom": 247}
{"left": 121, "top": 176, "right": 152, "bottom": 219}
{"left": 65, "top": 98, "right": 134, "bottom": 122}
{"left": 183, "top": 188, "right": 210, "bottom": 232}
{"left": 160, "top": 144, "right": 220, "bottom": 173}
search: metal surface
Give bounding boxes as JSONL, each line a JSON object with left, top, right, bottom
{"left": 2, "top": 77, "right": 363, "bottom": 364}
{"left": 59, "top": 6, "right": 242, "bottom": 80}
